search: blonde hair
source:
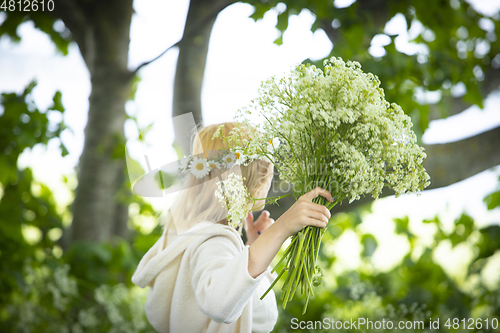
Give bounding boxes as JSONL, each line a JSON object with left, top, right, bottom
{"left": 163, "top": 122, "right": 273, "bottom": 233}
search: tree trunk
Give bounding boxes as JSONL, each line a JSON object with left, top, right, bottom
{"left": 172, "top": 0, "right": 232, "bottom": 155}
{"left": 59, "top": 0, "right": 134, "bottom": 243}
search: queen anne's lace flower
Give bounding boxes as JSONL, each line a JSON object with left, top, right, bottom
{"left": 214, "top": 173, "right": 250, "bottom": 231}
{"left": 233, "top": 56, "right": 430, "bottom": 201}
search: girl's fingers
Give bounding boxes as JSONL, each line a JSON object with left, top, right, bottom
{"left": 255, "top": 210, "right": 270, "bottom": 224}
{"left": 308, "top": 202, "right": 332, "bottom": 219}
{"left": 301, "top": 187, "right": 333, "bottom": 203}
{"left": 254, "top": 212, "right": 274, "bottom": 230}
{"left": 306, "top": 210, "right": 329, "bottom": 224}
{"left": 307, "top": 218, "right": 327, "bottom": 228}
{"left": 247, "top": 212, "right": 254, "bottom": 223}
{"left": 245, "top": 212, "right": 254, "bottom": 231}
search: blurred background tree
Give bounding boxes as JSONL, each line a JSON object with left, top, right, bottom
{"left": 0, "top": 0, "right": 499, "bottom": 331}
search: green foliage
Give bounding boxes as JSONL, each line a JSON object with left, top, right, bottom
{"left": 0, "top": 82, "right": 67, "bottom": 312}
{"left": 4, "top": 257, "right": 155, "bottom": 333}
{"left": 0, "top": 10, "right": 71, "bottom": 54}
{"left": 243, "top": 0, "right": 499, "bottom": 135}
{"left": 483, "top": 178, "right": 500, "bottom": 209}
{"left": 0, "top": 81, "right": 68, "bottom": 184}
{"left": 271, "top": 199, "right": 500, "bottom": 332}
{"left": 0, "top": 82, "right": 161, "bottom": 332}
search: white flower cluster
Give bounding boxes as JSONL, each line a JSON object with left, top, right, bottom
{"left": 214, "top": 173, "right": 250, "bottom": 231}
{"left": 179, "top": 138, "right": 279, "bottom": 179}
{"left": 236, "top": 56, "right": 430, "bottom": 202}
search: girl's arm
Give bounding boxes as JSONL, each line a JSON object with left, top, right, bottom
{"left": 247, "top": 187, "right": 333, "bottom": 278}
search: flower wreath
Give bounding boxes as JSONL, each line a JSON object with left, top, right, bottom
{"left": 178, "top": 138, "right": 280, "bottom": 179}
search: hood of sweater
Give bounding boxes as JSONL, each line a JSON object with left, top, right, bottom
{"left": 131, "top": 219, "right": 244, "bottom": 289}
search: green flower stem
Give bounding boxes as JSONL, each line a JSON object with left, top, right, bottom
{"left": 302, "top": 240, "right": 314, "bottom": 294}
{"left": 261, "top": 182, "right": 339, "bottom": 313}
{"left": 248, "top": 194, "right": 293, "bottom": 212}
{"left": 250, "top": 193, "right": 293, "bottom": 203}
{"left": 282, "top": 231, "right": 305, "bottom": 306}
{"left": 271, "top": 235, "right": 297, "bottom": 274}
{"left": 260, "top": 267, "right": 287, "bottom": 300}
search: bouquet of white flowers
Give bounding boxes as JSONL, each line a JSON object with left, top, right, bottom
{"left": 216, "top": 57, "right": 430, "bottom": 313}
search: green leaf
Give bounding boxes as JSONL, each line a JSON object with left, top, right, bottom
{"left": 60, "top": 142, "right": 69, "bottom": 157}
{"left": 249, "top": 3, "right": 271, "bottom": 21}
{"left": 276, "top": 10, "right": 289, "bottom": 33}
{"left": 394, "top": 216, "right": 410, "bottom": 236}
{"left": 449, "top": 214, "right": 474, "bottom": 247}
{"left": 129, "top": 74, "right": 141, "bottom": 101}
{"left": 483, "top": 191, "right": 500, "bottom": 210}
{"left": 342, "top": 23, "right": 365, "bottom": 52}
{"left": 50, "top": 91, "right": 65, "bottom": 113}
{"left": 361, "top": 234, "right": 377, "bottom": 258}
{"left": 463, "top": 84, "right": 483, "bottom": 108}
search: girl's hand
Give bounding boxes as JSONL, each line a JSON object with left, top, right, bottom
{"left": 247, "top": 187, "right": 333, "bottom": 278}
{"left": 276, "top": 187, "right": 333, "bottom": 238}
{"left": 244, "top": 210, "right": 274, "bottom": 246}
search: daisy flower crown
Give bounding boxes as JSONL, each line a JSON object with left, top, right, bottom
{"left": 179, "top": 138, "right": 280, "bottom": 179}
{"left": 178, "top": 150, "right": 258, "bottom": 179}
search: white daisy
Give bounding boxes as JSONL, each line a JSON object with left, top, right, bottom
{"left": 267, "top": 137, "right": 280, "bottom": 153}
{"left": 207, "top": 160, "right": 221, "bottom": 170}
{"left": 189, "top": 157, "right": 209, "bottom": 178}
{"left": 179, "top": 155, "right": 190, "bottom": 171}
{"left": 222, "top": 153, "right": 237, "bottom": 168}
{"left": 234, "top": 149, "right": 246, "bottom": 165}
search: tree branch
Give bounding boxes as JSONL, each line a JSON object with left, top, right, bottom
{"left": 129, "top": 0, "right": 233, "bottom": 78}
{"left": 421, "top": 125, "right": 500, "bottom": 189}
{"left": 129, "top": 41, "right": 181, "bottom": 77}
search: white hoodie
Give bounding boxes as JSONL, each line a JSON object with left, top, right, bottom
{"left": 132, "top": 219, "right": 278, "bottom": 333}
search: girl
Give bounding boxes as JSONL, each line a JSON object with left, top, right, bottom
{"left": 132, "top": 122, "right": 332, "bottom": 333}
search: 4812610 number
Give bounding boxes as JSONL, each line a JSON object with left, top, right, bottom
{"left": 444, "top": 317, "right": 499, "bottom": 330}
{"left": 1, "top": 0, "right": 54, "bottom": 12}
